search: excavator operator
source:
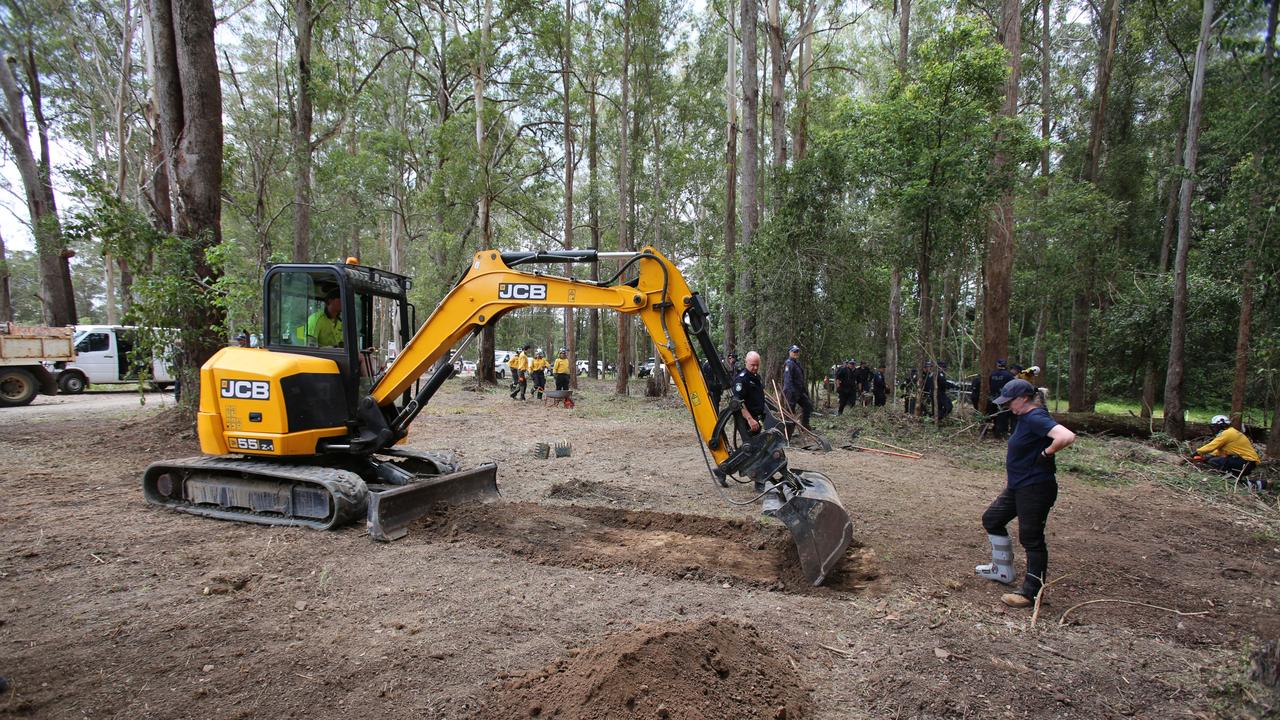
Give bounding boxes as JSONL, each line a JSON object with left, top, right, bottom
{"left": 307, "top": 288, "right": 343, "bottom": 348}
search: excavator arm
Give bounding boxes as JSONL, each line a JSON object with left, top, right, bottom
{"left": 368, "top": 247, "right": 734, "bottom": 464}
{"left": 356, "top": 247, "right": 852, "bottom": 584}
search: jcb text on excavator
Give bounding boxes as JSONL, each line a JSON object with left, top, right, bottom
{"left": 142, "top": 247, "right": 853, "bottom": 585}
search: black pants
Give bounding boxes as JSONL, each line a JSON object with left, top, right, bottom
{"left": 873, "top": 390, "right": 886, "bottom": 406}
{"left": 982, "top": 480, "right": 1058, "bottom": 598}
{"left": 788, "top": 393, "right": 813, "bottom": 429}
{"left": 1207, "top": 455, "right": 1256, "bottom": 475}
{"left": 531, "top": 370, "right": 546, "bottom": 399}
{"left": 510, "top": 372, "right": 527, "bottom": 399}
{"left": 988, "top": 402, "right": 1010, "bottom": 438}
{"left": 554, "top": 373, "right": 570, "bottom": 391}
{"left": 838, "top": 392, "right": 854, "bottom": 415}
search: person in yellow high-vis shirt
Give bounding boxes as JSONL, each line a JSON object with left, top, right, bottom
{"left": 1195, "top": 415, "right": 1263, "bottom": 488}
{"left": 529, "top": 350, "right": 551, "bottom": 400}
{"left": 553, "top": 348, "right": 572, "bottom": 392}
{"left": 508, "top": 345, "right": 531, "bottom": 400}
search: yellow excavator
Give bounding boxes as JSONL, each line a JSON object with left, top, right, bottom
{"left": 143, "top": 247, "right": 853, "bottom": 584}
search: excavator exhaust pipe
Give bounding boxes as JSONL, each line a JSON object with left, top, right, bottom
{"left": 762, "top": 472, "right": 854, "bottom": 586}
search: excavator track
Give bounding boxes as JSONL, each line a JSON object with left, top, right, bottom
{"left": 142, "top": 456, "right": 369, "bottom": 531}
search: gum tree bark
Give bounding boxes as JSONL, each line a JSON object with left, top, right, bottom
{"left": 1162, "top": 0, "right": 1214, "bottom": 441}
{"left": 144, "top": 0, "right": 224, "bottom": 401}
{"left": 0, "top": 54, "right": 76, "bottom": 326}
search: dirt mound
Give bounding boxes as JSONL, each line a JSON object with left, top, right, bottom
{"left": 474, "top": 618, "right": 811, "bottom": 720}
{"left": 545, "top": 478, "right": 640, "bottom": 503}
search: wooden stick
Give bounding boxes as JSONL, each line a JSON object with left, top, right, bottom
{"left": 1058, "top": 599, "right": 1210, "bottom": 626}
{"left": 859, "top": 436, "right": 922, "bottom": 457}
{"left": 847, "top": 444, "right": 918, "bottom": 459}
{"left": 771, "top": 380, "right": 791, "bottom": 442}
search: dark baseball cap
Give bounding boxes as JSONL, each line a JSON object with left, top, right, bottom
{"left": 789, "top": 344, "right": 801, "bottom": 353}
{"left": 993, "top": 378, "right": 1036, "bottom": 405}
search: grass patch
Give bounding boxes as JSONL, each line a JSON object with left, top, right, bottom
{"left": 1093, "top": 400, "right": 1270, "bottom": 427}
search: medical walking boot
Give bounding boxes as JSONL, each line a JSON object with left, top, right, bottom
{"left": 975, "top": 533, "right": 1015, "bottom": 584}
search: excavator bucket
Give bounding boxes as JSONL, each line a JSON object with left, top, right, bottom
{"left": 367, "top": 463, "right": 499, "bottom": 541}
{"left": 762, "top": 471, "right": 854, "bottom": 586}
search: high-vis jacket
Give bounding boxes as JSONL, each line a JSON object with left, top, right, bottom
{"left": 509, "top": 352, "right": 528, "bottom": 372}
{"left": 1196, "top": 427, "right": 1260, "bottom": 463}
{"left": 553, "top": 357, "right": 570, "bottom": 374}
{"left": 530, "top": 357, "right": 550, "bottom": 373}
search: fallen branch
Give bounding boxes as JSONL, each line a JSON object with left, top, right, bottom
{"left": 1058, "top": 599, "right": 1211, "bottom": 626}
{"left": 859, "top": 436, "right": 923, "bottom": 457}
{"left": 1029, "top": 573, "right": 1072, "bottom": 629}
{"left": 818, "top": 643, "right": 854, "bottom": 657}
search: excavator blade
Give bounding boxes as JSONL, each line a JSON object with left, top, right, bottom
{"left": 762, "top": 471, "right": 854, "bottom": 586}
{"left": 367, "top": 463, "right": 499, "bottom": 541}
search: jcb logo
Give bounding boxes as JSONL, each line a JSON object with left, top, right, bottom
{"left": 498, "top": 283, "right": 547, "bottom": 301}
{"left": 220, "top": 379, "right": 270, "bottom": 400}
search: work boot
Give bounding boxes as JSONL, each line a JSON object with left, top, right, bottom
{"left": 1000, "top": 592, "right": 1034, "bottom": 608}
{"left": 975, "top": 533, "right": 1015, "bottom": 584}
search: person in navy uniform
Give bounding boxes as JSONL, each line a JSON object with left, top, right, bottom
{"left": 732, "top": 351, "right": 767, "bottom": 435}
{"left": 783, "top": 344, "right": 813, "bottom": 429}
{"left": 988, "top": 358, "right": 1016, "bottom": 439}
{"left": 873, "top": 364, "right": 887, "bottom": 406}
{"left": 975, "top": 379, "right": 1076, "bottom": 608}
{"left": 835, "top": 358, "right": 856, "bottom": 415}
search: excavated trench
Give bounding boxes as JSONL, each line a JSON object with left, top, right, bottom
{"left": 414, "top": 501, "right": 883, "bottom": 594}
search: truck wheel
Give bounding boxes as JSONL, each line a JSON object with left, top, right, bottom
{"left": 0, "top": 368, "right": 39, "bottom": 407}
{"left": 59, "top": 372, "right": 87, "bottom": 394}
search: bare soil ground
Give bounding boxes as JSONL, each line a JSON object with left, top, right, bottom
{"left": 2, "top": 380, "right": 1278, "bottom": 719}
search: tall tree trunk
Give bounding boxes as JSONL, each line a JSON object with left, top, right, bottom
{"left": 887, "top": 268, "right": 900, "bottom": 395}
{"left": 887, "top": 0, "right": 909, "bottom": 397}
{"left": 615, "top": 0, "right": 632, "bottom": 395}
{"left": 0, "top": 55, "right": 76, "bottom": 326}
{"left": 766, "top": 0, "right": 785, "bottom": 170}
{"left": 0, "top": 230, "right": 11, "bottom": 322}
{"left": 738, "top": 0, "right": 758, "bottom": 345}
{"left": 562, "top": 0, "right": 577, "bottom": 389}
{"left": 980, "top": 0, "right": 1021, "bottom": 407}
{"left": 1069, "top": 0, "right": 1121, "bottom": 412}
{"left": 587, "top": 45, "right": 601, "bottom": 380}
{"left": 109, "top": 0, "right": 137, "bottom": 324}
{"left": 916, "top": 217, "right": 933, "bottom": 419}
{"left": 1163, "top": 0, "right": 1214, "bottom": 442}
{"left": 475, "top": 0, "right": 496, "bottom": 385}
{"left": 144, "top": 0, "right": 225, "bottom": 402}
{"left": 1040, "top": 0, "right": 1050, "bottom": 180}
{"left": 291, "top": 0, "right": 315, "bottom": 262}
{"left": 724, "top": 0, "right": 738, "bottom": 354}
{"left": 1230, "top": 0, "right": 1274, "bottom": 428}
{"left": 792, "top": 1, "right": 813, "bottom": 162}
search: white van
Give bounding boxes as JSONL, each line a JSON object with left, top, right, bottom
{"left": 494, "top": 350, "right": 513, "bottom": 380}
{"left": 51, "top": 325, "right": 176, "bottom": 393}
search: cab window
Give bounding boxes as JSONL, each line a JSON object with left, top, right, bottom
{"left": 76, "top": 332, "right": 110, "bottom": 353}
{"left": 267, "top": 270, "right": 343, "bottom": 348}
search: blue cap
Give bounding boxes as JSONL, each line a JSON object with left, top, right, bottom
{"left": 996, "top": 358, "right": 1007, "bottom": 368}
{"left": 789, "top": 344, "right": 801, "bottom": 353}
{"left": 994, "top": 378, "right": 1035, "bottom": 405}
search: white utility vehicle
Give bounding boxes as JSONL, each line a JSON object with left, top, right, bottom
{"left": 50, "top": 325, "right": 176, "bottom": 393}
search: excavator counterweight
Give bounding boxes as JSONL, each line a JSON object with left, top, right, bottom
{"left": 143, "top": 247, "right": 852, "bottom": 585}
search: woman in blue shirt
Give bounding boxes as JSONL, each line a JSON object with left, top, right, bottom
{"left": 974, "top": 379, "right": 1076, "bottom": 608}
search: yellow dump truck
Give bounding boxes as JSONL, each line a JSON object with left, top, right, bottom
{"left": 0, "top": 323, "right": 74, "bottom": 407}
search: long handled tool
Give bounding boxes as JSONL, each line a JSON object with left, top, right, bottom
{"left": 858, "top": 436, "right": 922, "bottom": 457}
{"left": 842, "top": 443, "right": 920, "bottom": 459}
